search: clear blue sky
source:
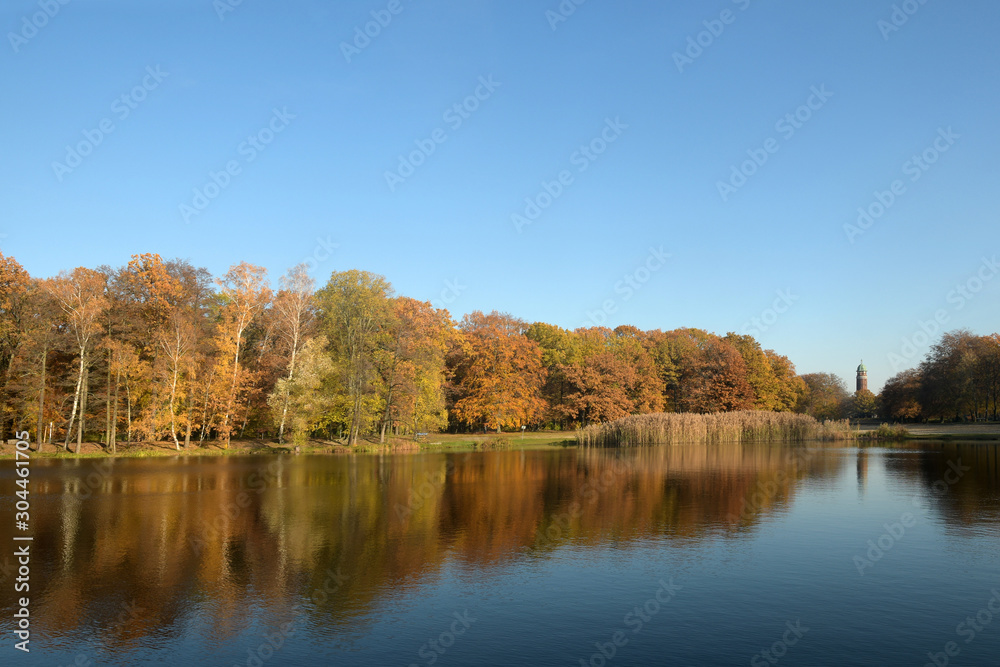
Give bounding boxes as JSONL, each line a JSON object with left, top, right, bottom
{"left": 3, "top": 0, "right": 999, "bottom": 392}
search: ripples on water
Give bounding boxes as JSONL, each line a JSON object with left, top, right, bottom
{"left": 1, "top": 442, "right": 998, "bottom": 665}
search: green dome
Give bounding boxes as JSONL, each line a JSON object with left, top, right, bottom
{"left": 857, "top": 360, "right": 867, "bottom": 373}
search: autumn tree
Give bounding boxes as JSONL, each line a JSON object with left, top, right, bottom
{"left": 45, "top": 268, "right": 108, "bottom": 452}
{"left": 917, "top": 330, "right": 1000, "bottom": 421}
{"left": 764, "top": 350, "right": 806, "bottom": 412}
{"left": 850, "top": 389, "right": 879, "bottom": 419}
{"left": 552, "top": 327, "right": 664, "bottom": 425}
{"left": 315, "top": 270, "right": 393, "bottom": 445}
{"left": 449, "top": 311, "right": 546, "bottom": 432}
{"left": 271, "top": 264, "right": 316, "bottom": 443}
{"left": 796, "top": 373, "right": 849, "bottom": 421}
{"left": 374, "top": 297, "right": 453, "bottom": 441}
{"left": 683, "top": 337, "right": 755, "bottom": 413}
{"left": 525, "top": 322, "right": 581, "bottom": 427}
{"left": 268, "top": 335, "right": 334, "bottom": 445}
{"left": 654, "top": 328, "right": 714, "bottom": 412}
{"left": 3, "top": 274, "right": 64, "bottom": 450}
{"left": 166, "top": 259, "right": 216, "bottom": 447}
{"left": 0, "top": 253, "right": 31, "bottom": 441}
{"left": 122, "top": 254, "right": 190, "bottom": 448}
{"left": 725, "top": 333, "right": 780, "bottom": 409}
{"left": 880, "top": 369, "right": 923, "bottom": 421}
{"left": 215, "top": 263, "right": 271, "bottom": 447}
{"left": 655, "top": 330, "right": 753, "bottom": 413}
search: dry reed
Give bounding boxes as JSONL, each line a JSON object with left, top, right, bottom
{"left": 576, "top": 411, "right": 856, "bottom": 447}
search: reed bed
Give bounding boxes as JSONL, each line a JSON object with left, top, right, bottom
{"left": 576, "top": 411, "right": 856, "bottom": 447}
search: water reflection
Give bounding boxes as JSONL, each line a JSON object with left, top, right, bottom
{"left": 1, "top": 441, "right": 998, "bottom": 656}
{"left": 881, "top": 443, "right": 1000, "bottom": 527}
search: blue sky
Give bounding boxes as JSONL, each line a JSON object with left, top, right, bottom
{"left": 2, "top": 0, "right": 998, "bottom": 392}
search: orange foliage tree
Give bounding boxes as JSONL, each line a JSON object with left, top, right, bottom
{"left": 450, "top": 311, "right": 547, "bottom": 432}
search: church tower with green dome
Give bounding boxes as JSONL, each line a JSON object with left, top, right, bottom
{"left": 856, "top": 361, "right": 868, "bottom": 393}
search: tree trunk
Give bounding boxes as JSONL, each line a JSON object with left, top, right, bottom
{"left": 349, "top": 387, "right": 362, "bottom": 446}
{"left": 169, "top": 361, "right": 181, "bottom": 450}
{"left": 36, "top": 346, "right": 47, "bottom": 452}
{"left": 379, "top": 382, "right": 394, "bottom": 444}
{"left": 105, "top": 349, "right": 112, "bottom": 447}
{"left": 278, "top": 329, "right": 300, "bottom": 445}
{"left": 126, "top": 384, "right": 133, "bottom": 445}
{"left": 76, "top": 362, "right": 89, "bottom": 454}
{"left": 110, "top": 368, "right": 120, "bottom": 455}
{"left": 222, "top": 352, "right": 241, "bottom": 449}
{"left": 198, "top": 369, "right": 213, "bottom": 444}
{"left": 64, "top": 348, "right": 86, "bottom": 450}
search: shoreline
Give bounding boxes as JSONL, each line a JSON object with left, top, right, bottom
{"left": 3, "top": 424, "right": 998, "bottom": 459}
{"left": 0, "top": 432, "right": 578, "bottom": 459}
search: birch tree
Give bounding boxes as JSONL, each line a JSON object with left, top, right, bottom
{"left": 45, "top": 268, "right": 107, "bottom": 452}
{"left": 272, "top": 264, "right": 315, "bottom": 443}
{"left": 216, "top": 262, "right": 270, "bottom": 448}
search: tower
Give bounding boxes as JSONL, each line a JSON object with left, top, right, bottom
{"left": 856, "top": 360, "right": 868, "bottom": 393}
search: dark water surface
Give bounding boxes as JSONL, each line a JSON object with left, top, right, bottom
{"left": 2, "top": 442, "right": 999, "bottom": 666}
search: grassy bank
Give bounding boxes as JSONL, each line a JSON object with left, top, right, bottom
{"left": 576, "top": 411, "right": 857, "bottom": 447}
{"left": 860, "top": 423, "right": 1000, "bottom": 441}
{"left": 0, "top": 431, "right": 576, "bottom": 459}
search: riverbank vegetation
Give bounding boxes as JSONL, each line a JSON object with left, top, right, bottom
{"left": 577, "top": 411, "right": 856, "bottom": 447}
{"left": 0, "top": 251, "right": 995, "bottom": 455}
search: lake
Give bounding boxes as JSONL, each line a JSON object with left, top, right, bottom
{"left": 2, "top": 442, "right": 999, "bottom": 666}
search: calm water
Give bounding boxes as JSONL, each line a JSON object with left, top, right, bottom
{"left": 2, "top": 442, "right": 999, "bottom": 666}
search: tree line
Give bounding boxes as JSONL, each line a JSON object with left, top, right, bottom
{"left": 881, "top": 330, "right": 1000, "bottom": 422}
{"left": 1, "top": 252, "right": 993, "bottom": 450}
